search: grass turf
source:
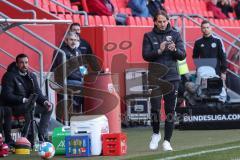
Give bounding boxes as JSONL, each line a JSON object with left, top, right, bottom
{"left": 5, "top": 127, "right": 240, "bottom": 160}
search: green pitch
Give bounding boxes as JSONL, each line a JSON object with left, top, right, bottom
{"left": 5, "top": 127, "right": 240, "bottom": 160}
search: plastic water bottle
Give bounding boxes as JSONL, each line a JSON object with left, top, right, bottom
{"left": 34, "top": 142, "right": 40, "bottom": 152}
{"left": 79, "top": 65, "right": 88, "bottom": 75}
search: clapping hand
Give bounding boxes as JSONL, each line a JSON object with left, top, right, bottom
{"left": 167, "top": 42, "right": 176, "bottom": 52}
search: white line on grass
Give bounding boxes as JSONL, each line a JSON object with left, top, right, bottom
{"left": 156, "top": 145, "right": 240, "bottom": 160}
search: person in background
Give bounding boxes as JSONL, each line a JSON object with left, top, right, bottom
{"left": 69, "top": 23, "right": 93, "bottom": 55}
{"left": 128, "top": 0, "right": 150, "bottom": 17}
{"left": 234, "top": 0, "right": 240, "bottom": 19}
{"left": 193, "top": 20, "right": 227, "bottom": 79}
{"left": 142, "top": 10, "right": 186, "bottom": 151}
{"left": 147, "top": 0, "right": 166, "bottom": 17}
{"left": 52, "top": 31, "right": 84, "bottom": 113}
{"left": 206, "top": 0, "right": 227, "bottom": 19}
{"left": 86, "top": 0, "right": 127, "bottom": 25}
{"left": 217, "top": 0, "right": 233, "bottom": 18}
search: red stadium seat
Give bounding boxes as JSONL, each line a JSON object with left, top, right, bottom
{"left": 199, "top": 0, "right": 207, "bottom": 11}
{"left": 219, "top": 19, "right": 226, "bottom": 26}
{"left": 224, "top": 19, "right": 230, "bottom": 27}
{"left": 94, "top": 16, "right": 103, "bottom": 26}
{"left": 126, "top": 16, "right": 136, "bottom": 26}
{"left": 119, "top": 8, "right": 132, "bottom": 15}
{"left": 185, "top": 0, "right": 192, "bottom": 12}
{"left": 63, "top": 0, "right": 72, "bottom": 8}
{"left": 101, "top": 16, "right": 110, "bottom": 25}
{"left": 147, "top": 17, "right": 154, "bottom": 26}
{"left": 190, "top": 0, "right": 201, "bottom": 11}
{"left": 111, "top": 0, "right": 119, "bottom": 10}
{"left": 42, "top": 4, "right": 49, "bottom": 12}
{"left": 73, "top": 14, "right": 81, "bottom": 24}
{"left": 88, "top": 15, "right": 96, "bottom": 26}
{"left": 58, "top": 14, "right": 65, "bottom": 20}
{"left": 233, "top": 20, "right": 240, "bottom": 27}
{"left": 71, "top": 5, "right": 78, "bottom": 11}
{"left": 42, "top": 0, "right": 49, "bottom": 5}
{"left": 57, "top": 0, "right": 65, "bottom": 13}
{"left": 116, "top": 0, "right": 128, "bottom": 8}
{"left": 108, "top": 16, "right": 116, "bottom": 25}
{"left": 49, "top": 2, "right": 57, "bottom": 13}
{"left": 186, "top": 19, "right": 194, "bottom": 26}
{"left": 25, "top": 0, "right": 34, "bottom": 4}
{"left": 81, "top": 0, "right": 89, "bottom": 12}
{"left": 65, "top": 14, "right": 72, "bottom": 20}
{"left": 229, "top": 19, "right": 236, "bottom": 27}
{"left": 125, "top": 8, "right": 132, "bottom": 15}
{"left": 141, "top": 17, "right": 148, "bottom": 26}
{"left": 80, "top": 15, "right": 86, "bottom": 26}
{"left": 135, "top": 17, "right": 142, "bottom": 26}
{"left": 163, "top": 0, "right": 171, "bottom": 11}
{"left": 169, "top": 0, "right": 177, "bottom": 12}
{"left": 119, "top": 8, "right": 127, "bottom": 14}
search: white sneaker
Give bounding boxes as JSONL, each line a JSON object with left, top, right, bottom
{"left": 149, "top": 133, "right": 161, "bottom": 150}
{"left": 162, "top": 140, "right": 173, "bottom": 151}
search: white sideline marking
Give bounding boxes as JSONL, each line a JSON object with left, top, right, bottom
{"left": 156, "top": 145, "right": 240, "bottom": 160}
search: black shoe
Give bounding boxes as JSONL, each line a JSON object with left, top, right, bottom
{"left": 5, "top": 139, "right": 15, "bottom": 149}
{"left": 39, "top": 135, "right": 51, "bottom": 143}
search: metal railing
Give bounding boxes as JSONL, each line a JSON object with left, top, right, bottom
{"left": 1, "top": 0, "right": 37, "bottom": 19}
{"left": 0, "top": 16, "right": 71, "bottom": 125}
{"left": 49, "top": 0, "right": 89, "bottom": 26}
{"left": 0, "top": 42, "right": 40, "bottom": 75}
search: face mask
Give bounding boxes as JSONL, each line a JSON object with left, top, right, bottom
{"left": 76, "top": 41, "right": 80, "bottom": 48}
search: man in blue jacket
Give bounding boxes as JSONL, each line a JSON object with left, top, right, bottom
{"left": 142, "top": 10, "right": 186, "bottom": 151}
{"left": 128, "top": 0, "right": 150, "bottom": 17}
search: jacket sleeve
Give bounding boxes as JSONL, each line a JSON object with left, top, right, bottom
{"left": 1, "top": 73, "right": 24, "bottom": 105}
{"left": 87, "top": 0, "right": 113, "bottom": 16}
{"left": 192, "top": 41, "right": 199, "bottom": 59}
{"left": 86, "top": 42, "right": 93, "bottom": 55}
{"left": 217, "top": 39, "right": 227, "bottom": 73}
{"left": 142, "top": 33, "right": 160, "bottom": 62}
{"left": 174, "top": 32, "right": 186, "bottom": 60}
{"left": 32, "top": 74, "right": 48, "bottom": 105}
{"left": 51, "top": 50, "right": 63, "bottom": 72}
{"left": 128, "top": 0, "right": 146, "bottom": 13}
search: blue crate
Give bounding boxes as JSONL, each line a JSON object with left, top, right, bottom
{"left": 65, "top": 134, "right": 91, "bottom": 157}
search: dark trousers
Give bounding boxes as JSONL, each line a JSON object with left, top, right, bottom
{"left": 0, "top": 106, "right": 13, "bottom": 143}
{"left": 150, "top": 81, "right": 179, "bottom": 142}
{"left": 12, "top": 104, "right": 52, "bottom": 140}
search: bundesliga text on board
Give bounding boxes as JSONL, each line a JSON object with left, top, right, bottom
{"left": 183, "top": 114, "right": 240, "bottom": 122}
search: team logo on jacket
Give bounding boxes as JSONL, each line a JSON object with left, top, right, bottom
{"left": 166, "top": 36, "right": 172, "bottom": 42}
{"left": 200, "top": 44, "right": 204, "bottom": 47}
{"left": 211, "top": 43, "right": 217, "bottom": 48}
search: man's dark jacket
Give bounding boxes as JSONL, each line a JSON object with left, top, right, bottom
{"left": 51, "top": 41, "right": 101, "bottom": 85}
{"left": 142, "top": 23, "right": 186, "bottom": 81}
{"left": 193, "top": 35, "right": 227, "bottom": 75}
{"left": 1, "top": 62, "right": 47, "bottom": 106}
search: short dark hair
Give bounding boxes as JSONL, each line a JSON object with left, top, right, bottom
{"left": 70, "top": 23, "right": 80, "bottom": 30}
{"left": 201, "top": 20, "right": 210, "bottom": 27}
{"left": 153, "top": 10, "right": 169, "bottom": 22}
{"left": 16, "top": 54, "right": 28, "bottom": 63}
